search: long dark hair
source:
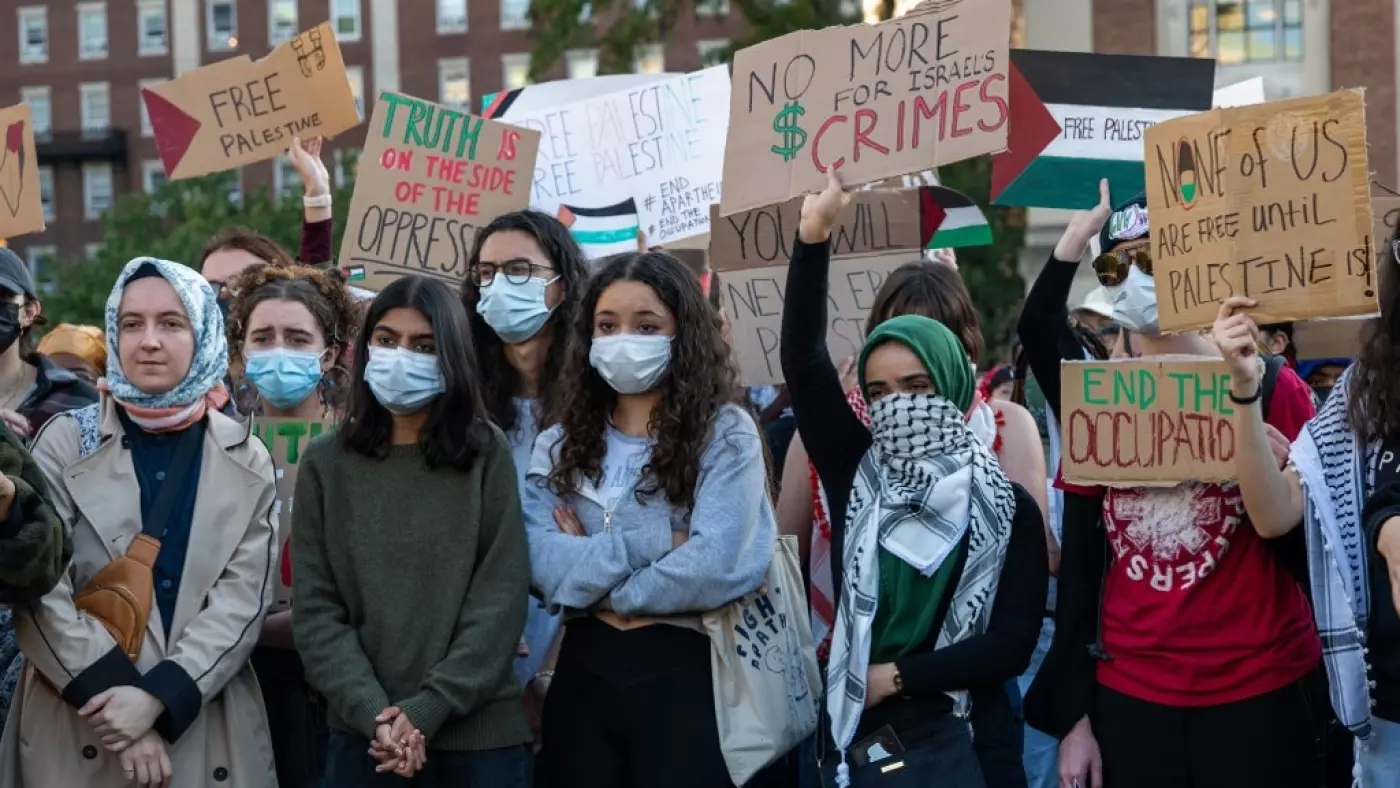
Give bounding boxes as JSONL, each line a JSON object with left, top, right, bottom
{"left": 461, "top": 210, "right": 590, "bottom": 433}
{"left": 1348, "top": 228, "right": 1400, "bottom": 442}
{"left": 340, "top": 276, "right": 487, "bottom": 471}
{"left": 867, "top": 259, "right": 984, "bottom": 364}
{"left": 549, "top": 252, "right": 744, "bottom": 509}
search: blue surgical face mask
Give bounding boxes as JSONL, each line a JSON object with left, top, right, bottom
{"left": 365, "top": 346, "right": 445, "bottom": 415}
{"left": 477, "top": 276, "right": 559, "bottom": 344}
{"left": 245, "top": 348, "right": 325, "bottom": 411}
{"left": 589, "top": 334, "right": 672, "bottom": 394}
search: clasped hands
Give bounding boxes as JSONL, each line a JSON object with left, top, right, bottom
{"left": 78, "top": 686, "right": 171, "bottom": 786}
{"left": 371, "top": 706, "right": 428, "bottom": 778}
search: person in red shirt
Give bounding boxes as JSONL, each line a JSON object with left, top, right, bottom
{"left": 1019, "top": 182, "right": 1325, "bottom": 788}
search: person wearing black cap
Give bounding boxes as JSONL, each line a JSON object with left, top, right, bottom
{"left": 1018, "top": 181, "right": 1329, "bottom": 788}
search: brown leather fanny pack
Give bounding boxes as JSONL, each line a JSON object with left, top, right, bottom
{"left": 71, "top": 534, "right": 161, "bottom": 661}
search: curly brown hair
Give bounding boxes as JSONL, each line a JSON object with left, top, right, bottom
{"left": 1348, "top": 227, "right": 1400, "bottom": 442}
{"left": 549, "top": 252, "right": 746, "bottom": 509}
{"left": 224, "top": 264, "right": 360, "bottom": 375}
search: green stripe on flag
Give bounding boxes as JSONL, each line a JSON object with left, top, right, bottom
{"left": 995, "top": 157, "right": 1148, "bottom": 210}
{"left": 929, "top": 224, "right": 993, "bottom": 248}
{"left": 571, "top": 226, "right": 641, "bottom": 245}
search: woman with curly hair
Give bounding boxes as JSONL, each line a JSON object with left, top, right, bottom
{"left": 523, "top": 252, "right": 775, "bottom": 788}
{"left": 223, "top": 263, "right": 359, "bottom": 788}
{"left": 460, "top": 210, "right": 590, "bottom": 730}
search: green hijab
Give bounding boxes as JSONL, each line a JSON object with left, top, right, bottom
{"left": 857, "top": 315, "right": 974, "bottom": 411}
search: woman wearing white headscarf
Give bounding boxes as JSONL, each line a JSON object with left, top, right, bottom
{"left": 0, "top": 258, "right": 279, "bottom": 787}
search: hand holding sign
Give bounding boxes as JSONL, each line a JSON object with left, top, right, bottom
{"left": 1054, "top": 179, "right": 1112, "bottom": 262}
{"left": 1211, "top": 296, "right": 1264, "bottom": 394}
{"left": 799, "top": 169, "right": 853, "bottom": 245}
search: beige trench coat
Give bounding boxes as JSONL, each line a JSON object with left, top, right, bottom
{"left": 0, "top": 398, "right": 280, "bottom": 787}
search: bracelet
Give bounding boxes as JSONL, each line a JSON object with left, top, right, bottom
{"left": 1228, "top": 386, "right": 1263, "bottom": 405}
{"left": 531, "top": 669, "right": 555, "bottom": 685}
{"left": 303, "top": 194, "right": 332, "bottom": 209}
{"left": 891, "top": 664, "right": 903, "bottom": 695}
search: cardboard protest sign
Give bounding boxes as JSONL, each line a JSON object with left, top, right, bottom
{"left": 1060, "top": 357, "right": 1237, "bottom": 486}
{"left": 709, "top": 190, "right": 924, "bottom": 271}
{"left": 489, "top": 67, "right": 730, "bottom": 258}
{"left": 142, "top": 23, "right": 360, "bottom": 181}
{"left": 720, "top": 0, "right": 1011, "bottom": 216}
{"left": 1293, "top": 317, "right": 1370, "bottom": 362}
{"left": 0, "top": 105, "right": 44, "bottom": 240}
{"left": 1144, "top": 90, "right": 1375, "bottom": 332}
{"left": 991, "top": 51, "right": 1216, "bottom": 210}
{"left": 251, "top": 417, "right": 331, "bottom": 612}
{"left": 338, "top": 91, "right": 541, "bottom": 291}
{"left": 719, "top": 253, "right": 912, "bottom": 385}
{"left": 1213, "top": 77, "right": 1266, "bottom": 109}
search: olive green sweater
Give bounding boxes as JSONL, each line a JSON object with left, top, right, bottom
{"left": 291, "top": 425, "right": 531, "bottom": 750}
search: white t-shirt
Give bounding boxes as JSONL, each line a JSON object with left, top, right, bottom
{"left": 598, "top": 426, "right": 652, "bottom": 508}
{"left": 507, "top": 397, "right": 538, "bottom": 492}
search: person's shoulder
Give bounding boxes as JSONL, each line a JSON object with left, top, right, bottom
{"left": 990, "top": 400, "right": 1038, "bottom": 439}
{"left": 713, "top": 402, "right": 761, "bottom": 438}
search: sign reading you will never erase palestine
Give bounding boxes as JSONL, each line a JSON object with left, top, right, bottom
{"left": 339, "top": 91, "right": 541, "bottom": 292}
{"left": 143, "top": 23, "right": 360, "bottom": 181}
{"left": 719, "top": 0, "right": 1011, "bottom": 216}
{"left": 1144, "top": 89, "right": 1375, "bottom": 333}
{"left": 251, "top": 417, "right": 331, "bottom": 612}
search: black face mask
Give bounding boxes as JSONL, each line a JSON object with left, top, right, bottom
{"left": 1312, "top": 386, "right": 1333, "bottom": 404}
{"left": 216, "top": 296, "right": 231, "bottom": 321}
{"left": 0, "top": 304, "right": 24, "bottom": 355}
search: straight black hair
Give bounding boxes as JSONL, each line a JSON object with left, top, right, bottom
{"left": 341, "top": 275, "right": 487, "bottom": 472}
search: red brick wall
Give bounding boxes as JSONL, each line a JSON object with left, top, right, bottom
{"left": 1092, "top": 0, "right": 1158, "bottom": 55}
{"left": 1332, "top": 0, "right": 1397, "bottom": 185}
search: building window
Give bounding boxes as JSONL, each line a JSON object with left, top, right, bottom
{"left": 273, "top": 155, "right": 300, "bottom": 199}
{"left": 142, "top": 160, "right": 166, "bottom": 194}
{"left": 78, "top": 3, "right": 109, "bottom": 60}
{"left": 228, "top": 172, "right": 244, "bottom": 207}
{"left": 84, "top": 163, "right": 114, "bottom": 220}
{"left": 332, "top": 0, "right": 361, "bottom": 41}
{"left": 20, "top": 87, "right": 51, "bottom": 136}
{"left": 137, "top": 0, "right": 168, "bottom": 55}
{"left": 139, "top": 79, "right": 163, "bottom": 137}
{"left": 696, "top": 0, "right": 730, "bottom": 15}
{"left": 697, "top": 38, "right": 728, "bottom": 64}
{"left": 25, "top": 246, "right": 55, "bottom": 288}
{"left": 502, "top": 54, "right": 532, "bottom": 91}
{"left": 268, "top": 0, "right": 297, "bottom": 44}
{"left": 17, "top": 7, "right": 48, "bottom": 65}
{"left": 85, "top": 243, "right": 104, "bottom": 260}
{"left": 500, "top": 0, "right": 530, "bottom": 30}
{"left": 438, "top": 58, "right": 470, "bottom": 108}
{"left": 80, "top": 83, "right": 111, "bottom": 133}
{"left": 634, "top": 44, "right": 665, "bottom": 74}
{"left": 335, "top": 148, "right": 358, "bottom": 188}
{"left": 37, "top": 166, "right": 54, "bottom": 222}
{"left": 438, "top": 0, "right": 467, "bottom": 33}
{"left": 1190, "top": 0, "right": 1302, "bottom": 64}
{"left": 206, "top": 0, "right": 237, "bottom": 51}
{"left": 566, "top": 49, "right": 598, "bottom": 79}
{"left": 346, "top": 66, "right": 365, "bottom": 120}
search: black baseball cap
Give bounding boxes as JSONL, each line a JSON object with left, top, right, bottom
{"left": 0, "top": 248, "right": 37, "bottom": 299}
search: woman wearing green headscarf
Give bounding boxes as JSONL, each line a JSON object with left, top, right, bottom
{"left": 781, "top": 171, "right": 1047, "bottom": 788}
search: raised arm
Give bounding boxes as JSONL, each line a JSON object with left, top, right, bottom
{"left": 290, "top": 136, "right": 334, "bottom": 268}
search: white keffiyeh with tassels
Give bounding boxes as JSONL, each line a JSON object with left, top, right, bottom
{"left": 827, "top": 393, "right": 1016, "bottom": 786}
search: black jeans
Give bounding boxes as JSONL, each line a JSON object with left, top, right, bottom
{"left": 1094, "top": 679, "right": 1322, "bottom": 788}
{"left": 251, "top": 646, "right": 327, "bottom": 788}
{"left": 541, "top": 617, "right": 733, "bottom": 788}
{"left": 324, "top": 731, "right": 533, "bottom": 788}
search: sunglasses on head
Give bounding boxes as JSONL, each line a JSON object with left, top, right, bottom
{"left": 1092, "top": 241, "right": 1153, "bottom": 287}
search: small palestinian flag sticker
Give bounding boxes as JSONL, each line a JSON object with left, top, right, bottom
{"left": 920, "top": 186, "right": 993, "bottom": 249}
{"left": 1176, "top": 138, "right": 1199, "bottom": 209}
{"left": 342, "top": 265, "right": 366, "bottom": 282}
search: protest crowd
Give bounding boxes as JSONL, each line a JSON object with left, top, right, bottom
{"left": 0, "top": 3, "right": 1398, "bottom": 788}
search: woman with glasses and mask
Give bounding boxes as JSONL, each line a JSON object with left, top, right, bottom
{"left": 461, "top": 211, "right": 590, "bottom": 742}
{"left": 293, "top": 275, "right": 533, "bottom": 787}
{"left": 1019, "top": 183, "right": 1325, "bottom": 788}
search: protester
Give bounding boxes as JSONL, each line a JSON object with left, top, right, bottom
{"left": 781, "top": 172, "right": 1046, "bottom": 788}
{"left": 1, "top": 257, "right": 278, "bottom": 787}
{"left": 524, "top": 251, "right": 774, "bottom": 788}
{"left": 224, "top": 264, "right": 359, "bottom": 788}
{"left": 461, "top": 210, "right": 590, "bottom": 730}
{"left": 1299, "top": 357, "right": 1351, "bottom": 403}
{"left": 36, "top": 324, "right": 106, "bottom": 385}
{"left": 982, "top": 364, "right": 1014, "bottom": 402}
{"left": 292, "top": 275, "right": 533, "bottom": 786}
{"left": 1259, "top": 322, "right": 1299, "bottom": 368}
{"left": 1020, "top": 183, "right": 1326, "bottom": 788}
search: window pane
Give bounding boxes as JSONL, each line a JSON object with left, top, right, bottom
{"left": 1216, "top": 30, "right": 1245, "bottom": 64}
{"left": 1188, "top": 4, "right": 1209, "bottom": 33}
{"left": 1245, "top": 0, "right": 1277, "bottom": 27}
{"left": 1283, "top": 0, "right": 1301, "bottom": 24}
{"left": 1189, "top": 32, "right": 1211, "bottom": 58}
{"left": 1247, "top": 29, "right": 1276, "bottom": 60}
{"left": 1216, "top": 1, "right": 1244, "bottom": 30}
{"left": 1284, "top": 27, "right": 1302, "bottom": 60}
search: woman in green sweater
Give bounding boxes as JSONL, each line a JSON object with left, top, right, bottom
{"left": 291, "top": 275, "right": 533, "bottom": 786}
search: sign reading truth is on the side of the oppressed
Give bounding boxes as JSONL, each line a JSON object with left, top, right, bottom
{"left": 1144, "top": 89, "right": 1375, "bottom": 333}
{"left": 142, "top": 23, "right": 360, "bottom": 181}
{"left": 339, "top": 91, "right": 541, "bottom": 291}
{"left": 1060, "top": 357, "right": 1238, "bottom": 486}
{"left": 251, "top": 417, "right": 332, "bottom": 612}
{"left": 719, "top": 0, "right": 1011, "bottom": 216}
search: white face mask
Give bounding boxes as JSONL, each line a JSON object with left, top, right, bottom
{"left": 476, "top": 276, "right": 558, "bottom": 344}
{"left": 589, "top": 334, "right": 672, "bottom": 394}
{"left": 1107, "top": 265, "right": 1159, "bottom": 337}
{"left": 364, "top": 346, "right": 446, "bottom": 415}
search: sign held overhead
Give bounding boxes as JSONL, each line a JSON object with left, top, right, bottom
{"left": 0, "top": 104, "right": 44, "bottom": 240}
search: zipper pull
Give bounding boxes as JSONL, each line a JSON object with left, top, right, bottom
{"left": 604, "top": 508, "right": 613, "bottom": 532}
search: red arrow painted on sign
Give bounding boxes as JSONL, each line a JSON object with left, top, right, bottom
{"left": 990, "top": 62, "right": 1061, "bottom": 202}
{"left": 142, "top": 88, "right": 202, "bottom": 178}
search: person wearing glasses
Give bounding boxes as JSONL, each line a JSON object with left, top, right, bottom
{"left": 1018, "top": 182, "right": 1327, "bottom": 788}
{"left": 460, "top": 211, "right": 590, "bottom": 759}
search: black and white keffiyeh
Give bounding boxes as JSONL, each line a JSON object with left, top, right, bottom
{"left": 827, "top": 393, "right": 1016, "bottom": 786}
{"left": 1290, "top": 366, "right": 1374, "bottom": 740}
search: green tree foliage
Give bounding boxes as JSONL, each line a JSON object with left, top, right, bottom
{"left": 40, "top": 171, "right": 355, "bottom": 326}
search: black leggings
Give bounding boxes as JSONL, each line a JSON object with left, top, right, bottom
{"left": 541, "top": 618, "right": 733, "bottom": 788}
{"left": 1094, "top": 679, "right": 1322, "bottom": 788}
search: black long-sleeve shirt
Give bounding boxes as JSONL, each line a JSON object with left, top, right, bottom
{"left": 780, "top": 238, "right": 1047, "bottom": 772}
{"left": 1360, "top": 479, "right": 1400, "bottom": 722}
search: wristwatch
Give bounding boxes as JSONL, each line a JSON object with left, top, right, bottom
{"left": 891, "top": 664, "right": 904, "bottom": 695}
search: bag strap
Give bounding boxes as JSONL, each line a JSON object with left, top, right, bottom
{"left": 141, "top": 421, "right": 205, "bottom": 542}
{"left": 1261, "top": 353, "right": 1285, "bottom": 421}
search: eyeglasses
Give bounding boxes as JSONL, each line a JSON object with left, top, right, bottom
{"left": 1092, "top": 243, "right": 1153, "bottom": 287}
{"left": 474, "top": 259, "right": 555, "bottom": 286}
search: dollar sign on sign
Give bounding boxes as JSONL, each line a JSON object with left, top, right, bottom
{"left": 771, "top": 101, "right": 807, "bottom": 162}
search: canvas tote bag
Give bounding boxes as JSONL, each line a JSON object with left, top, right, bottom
{"left": 704, "top": 535, "right": 821, "bottom": 785}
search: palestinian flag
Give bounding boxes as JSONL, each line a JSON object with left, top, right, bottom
{"left": 557, "top": 200, "right": 640, "bottom": 259}
{"left": 920, "top": 186, "right": 992, "bottom": 248}
{"left": 992, "top": 51, "right": 1216, "bottom": 210}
